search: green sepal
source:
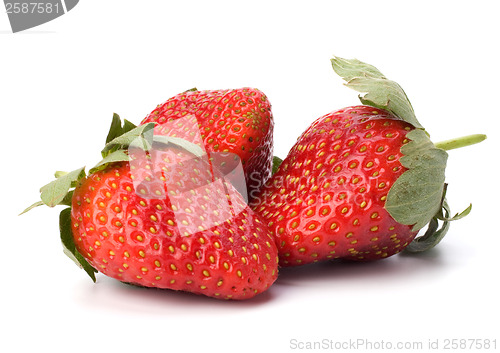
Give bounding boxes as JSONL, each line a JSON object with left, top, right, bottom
{"left": 404, "top": 191, "right": 470, "bottom": 253}
{"left": 19, "top": 201, "right": 45, "bottom": 215}
{"left": 385, "top": 129, "right": 448, "bottom": 231}
{"left": 404, "top": 201, "right": 450, "bottom": 253}
{"left": 39, "top": 167, "right": 86, "bottom": 207}
{"left": 19, "top": 190, "right": 74, "bottom": 215}
{"left": 184, "top": 87, "right": 198, "bottom": 92}
{"left": 153, "top": 135, "right": 206, "bottom": 158}
{"left": 272, "top": 156, "right": 283, "bottom": 175}
{"left": 331, "top": 56, "right": 423, "bottom": 129}
{"left": 105, "top": 113, "right": 137, "bottom": 146}
{"left": 59, "top": 208, "right": 97, "bottom": 282}
{"left": 89, "top": 150, "right": 130, "bottom": 175}
{"left": 54, "top": 170, "right": 68, "bottom": 178}
{"left": 101, "top": 122, "right": 155, "bottom": 157}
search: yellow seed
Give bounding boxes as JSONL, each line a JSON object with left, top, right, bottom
{"left": 155, "top": 260, "right": 161, "bottom": 267}
{"left": 170, "top": 264, "right": 177, "bottom": 271}
{"left": 139, "top": 250, "right": 145, "bottom": 258}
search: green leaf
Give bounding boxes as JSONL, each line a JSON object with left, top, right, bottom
{"left": 437, "top": 203, "right": 472, "bottom": 222}
{"left": 385, "top": 129, "right": 448, "bottom": 231}
{"left": 153, "top": 135, "right": 206, "bottom": 158}
{"left": 59, "top": 208, "right": 97, "bottom": 282}
{"left": 40, "top": 167, "right": 86, "bottom": 207}
{"left": 19, "top": 201, "right": 45, "bottom": 215}
{"left": 101, "top": 122, "right": 155, "bottom": 157}
{"left": 405, "top": 200, "right": 452, "bottom": 253}
{"left": 330, "top": 56, "right": 386, "bottom": 80}
{"left": 272, "top": 156, "right": 283, "bottom": 175}
{"left": 105, "top": 113, "right": 138, "bottom": 146}
{"left": 54, "top": 171, "right": 68, "bottom": 178}
{"left": 105, "top": 113, "right": 124, "bottom": 144}
{"left": 331, "top": 56, "right": 423, "bottom": 129}
{"left": 122, "top": 119, "right": 136, "bottom": 134}
{"left": 90, "top": 149, "right": 130, "bottom": 174}
{"left": 59, "top": 190, "right": 74, "bottom": 206}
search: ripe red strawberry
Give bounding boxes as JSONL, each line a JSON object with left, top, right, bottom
{"left": 141, "top": 88, "right": 274, "bottom": 201}
{"left": 252, "top": 106, "right": 417, "bottom": 265}
{"left": 251, "top": 57, "right": 484, "bottom": 267}
{"left": 24, "top": 116, "right": 278, "bottom": 300}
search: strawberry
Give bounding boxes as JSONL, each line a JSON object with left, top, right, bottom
{"left": 141, "top": 88, "right": 274, "bottom": 202}
{"left": 253, "top": 106, "right": 417, "bottom": 265}
{"left": 251, "top": 57, "right": 485, "bottom": 267}
{"left": 23, "top": 115, "right": 278, "bottom": 300}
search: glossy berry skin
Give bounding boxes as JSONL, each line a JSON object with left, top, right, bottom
{"left": 70, "top": 147, "right": 278, "bottom": 299}
{"left": 251, "top": 106, "right": 418, "bottom": 266}
{"left": 141, "top": 88, "right": 274, "bottom": 201}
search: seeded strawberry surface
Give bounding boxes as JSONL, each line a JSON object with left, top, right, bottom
{"left": 252, "top": 106, "right": 418, "bottom": 266}
{"left": 141, "top": 88, "right": 274, "bottom": 201}
{"left": 71, "top": 144, "right": 278, "bottom": 299}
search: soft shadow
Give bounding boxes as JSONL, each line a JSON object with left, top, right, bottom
{"left": 73, "top": 275, "right": 278, "bottom": 315}
{"left": 275, "top": 247, "right": 444, "bottom": 287}
{"left": 73, "top": 248, "right": 445, "bottom": 313}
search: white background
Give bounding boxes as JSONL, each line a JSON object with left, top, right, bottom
{"left": 1, "top": 1, "right": 499, "bottom": 352}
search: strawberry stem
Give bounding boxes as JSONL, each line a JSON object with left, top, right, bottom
{"left": 434, "top": 134, "right": 486, "bottom": 151}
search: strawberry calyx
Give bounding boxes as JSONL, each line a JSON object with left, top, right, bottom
{"left": 406, "top": 184, "right": 472, "bottom": 252}
{"left": 331, "top": 56, "right": 485, "bottom": 251}
{"left": 21, "top": 113, "right": 206, "bottom": 282}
